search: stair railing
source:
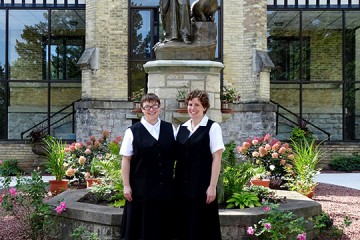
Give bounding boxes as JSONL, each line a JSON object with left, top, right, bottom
{"left": 20, "top": 99, "right": 81, "bottom": 140}
{"left": 270, "top": 100, "right": 331, "bottom": 141}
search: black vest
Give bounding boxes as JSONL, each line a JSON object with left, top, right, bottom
{"left": 130, "top": 121, "right": 176, "bottom": 201}
{"left": 175, "top": 120, "right": 214, "bottom": 198}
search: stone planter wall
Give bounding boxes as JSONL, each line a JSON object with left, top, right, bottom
{"left": 47, "top": 189, "right": 322, "bottom": 240}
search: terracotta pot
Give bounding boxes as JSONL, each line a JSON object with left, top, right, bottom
{"left": 132, "top": 101, "right": 142, "bottom": 113}
{"left": 306, "top": 189, "right": 315, "bottom": 199}
{"left": 49, "top": 179, "right": 69, "bottom": 195}
{"left": 221, "top": 102, "right": 233, "bottom": 113}
{"left": 250, "top": 179, "right": 270, "bottom": 187}
{"left": 86, "top": 178, "right": 101, "bottom": 188}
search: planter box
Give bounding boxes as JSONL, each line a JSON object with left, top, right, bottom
{"left": 46, "top": 189, "right": 322, "bottom": 240}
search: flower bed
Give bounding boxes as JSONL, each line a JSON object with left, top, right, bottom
{"left": 46, "top": 189, "right": 322, "bottom": 240}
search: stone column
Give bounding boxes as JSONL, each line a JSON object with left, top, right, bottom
{"left": 144, "top": 60, "right": 224, "bottom": 124}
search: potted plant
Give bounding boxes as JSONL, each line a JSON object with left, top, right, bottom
{"left": 176, "top": 85, "right": 189, "bottom": 113}
{"left": 284, "top": 137, "right": 323, "bottom": 198}
{"left": 249, "top": 165, "right": 271, "bottom": 187}
{"left": 220, "top": 86, "right": 240, "bottom": 113}
{"left": 130, "top": 88, "right": 145, "bottom": 113}
{"left": 238, "top": 133, "right": 295, "bottom": 189}
{"left": 44, "top": 136, "right": 68, "bottom": 195}
{"left": 27, "top": 126, "right": 48, "bottom": 156}
{"left": 85, "top": 158, "right": 102, "bottom": 188}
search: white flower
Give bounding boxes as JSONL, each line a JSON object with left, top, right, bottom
{"left": 269, "top": 165, "right": 275, "bottom": 171}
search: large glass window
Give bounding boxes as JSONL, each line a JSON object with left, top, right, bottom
{"left": 9, "top": 10, "right": 48, "bottom": 80}
{"left": 0, "top": 10, "right": 6, "bottom": 139}
{"left": 50, "top": 10, "right": 85, "bottom": 80}
{"left": 2, "top": 9, "right": 85, "bottom": 140}
{"left": 345, "top": 11, "right": 360, "bottom": 140}
{"left": 268, "top": 9, "right": 360, "bottom": 141}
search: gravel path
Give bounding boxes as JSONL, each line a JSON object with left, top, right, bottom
{"left": 1, "top": 183, "right": 359, "bottom": 239}
{"left": 314, "top": 183, "right": 360, "bottom": 239}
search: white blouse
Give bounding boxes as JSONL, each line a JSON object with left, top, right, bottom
{"left": 179, "top": 115, "right": 225, "bottom": 154}
{"left": 119, "top": 117, "right": 177, "bottom": 157}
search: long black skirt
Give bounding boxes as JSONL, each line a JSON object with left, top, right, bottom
{"left": 121, "top": 200, "right": 176, "bottom": 240}
{"left": 176, "top": 196, "right": 222, "bottom": 240}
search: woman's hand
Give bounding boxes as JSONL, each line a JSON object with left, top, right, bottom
{"left": 206, "top": 185, "right": 217, "bottom": 204}
{"left": 124, "top": 185, "right": 133, "bottom": 202}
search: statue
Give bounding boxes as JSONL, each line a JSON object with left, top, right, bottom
{"left": 191, "top": 0, "right": 218, "bottom": 22}
{"left": 155, "top": 0, "right": 218, "bottom": 60}
{"left": 160, "top": 0, "right": 192, "bottom": 44}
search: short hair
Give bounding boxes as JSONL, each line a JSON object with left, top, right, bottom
{"left": 141, "top": 93, "right": 160, "bottom": 107}
{"left": 186, "top": 90, "right": 210, "bottom": 113}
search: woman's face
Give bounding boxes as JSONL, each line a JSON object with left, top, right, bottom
{"left": 187, "top": 97, "right": 206, "bottom": 119}
{"left": 141, "top": 100, "right": 160, "bottom": 123}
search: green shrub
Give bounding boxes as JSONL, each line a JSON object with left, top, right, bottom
{"left": 0, "top": 159, "right": 22, "bottom": 176}
{"left": 290, "top": 126, "right": 314, "bottom": 144}
{"left": 329, "top": 153, "right": 360, "bottom": 172}
{"left": 226, "top": 192, "right": 261, "bottom": 209}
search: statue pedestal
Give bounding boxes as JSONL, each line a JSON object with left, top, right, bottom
{"left": 143, "top": 60, "right": 224, "bottom": 124}
{"left": 154, "top": 22, "right": 217, "bottom": 60}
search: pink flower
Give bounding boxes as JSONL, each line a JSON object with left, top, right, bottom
{"left": 259, "top": 146, "right": 267, "bottom": 157}
{"left": 265, "top": 144, "right": 271, "bottom": 151}
{"left": 263, "top": 206, "right": 270, "bottom": 211}
{"left": 89, "top": 135, "right": 96, "bottom": 141}
{"left": 243, "top": 141, "right": 251, "bottom": 148}
{"left": 0, "top": 160, "right": 2, "bottom": 164}
{"left": 85, "top": 148, "right": 91, "bottom": 154}
{"left": 279, "top": 146, "right": 286, "bottom": 154}
{"left": 264, "top": 223, "right": 271, "bottom": 229}
{"left": 264, "top": 133, "right": 271, "bottom": 141}
{"left": 247, "top": 226, "right": 255, "bottom": 235}
{"left": 102, "top": 130, "right": 110, "bottom": 138}
{"left": 65, "top": 167, "right": 76, "bottom": 177}
{"left": 297, "top": 232, "right": 306, "bottom": 240}
{"left": 9, "top": 187, "right": 16, "bottom": 196}
{"left": 271, "top": 143, "right": 280, "bottom": 151}
{"left": 271, "top": 152, "right": 279, "bottom": 158}
{"left": 59, "top": 201, "right": 66, "bottom": 209}
{"left": 282, "top": 143, "right": 289, "bottom": 148}
{"left": 75, "top": 142, "right": 82, "bottom": 149}
{"left": 252, "top": 139, "right": 259, "bottom": 145}
{"left": 280, "top": 159, "right": 286, "bottom": 165}
{"left": 0, "top": 194, "right": 3, "bottom": 203}
{"left": 252, "top": 151, "right": 260, "bottom": 157}
{"left": 78, "top": 156, "right": 86, "bottom": 165}
{"left": 55, "top": 201, "right": 67, "bottom": 214}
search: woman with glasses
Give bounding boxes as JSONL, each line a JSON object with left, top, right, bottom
{"left": 175, "top": 89, "right": 225, "bottom": 240}
{"left": 120, "top": 93, "right": 177, "bottom": 240}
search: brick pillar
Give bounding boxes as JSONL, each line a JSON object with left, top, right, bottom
{"left": 81, "top": 0, "right": 128, "bottom": 100}
{"left": 223, "top": 0, "right": 269, "bottom": 102}
{"left": 76, "top": 0, "right": 130, "bottom": 142}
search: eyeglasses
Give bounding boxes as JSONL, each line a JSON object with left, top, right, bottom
{"left": 142, "top": 104, "right": 160, "bottom": 110}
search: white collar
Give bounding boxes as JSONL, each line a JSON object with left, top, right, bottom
{"left": 141, "top": 117, "right": 161, "bottom": 129}
{"left": 183, "top": 115, "right": 208, "bottom": 132}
